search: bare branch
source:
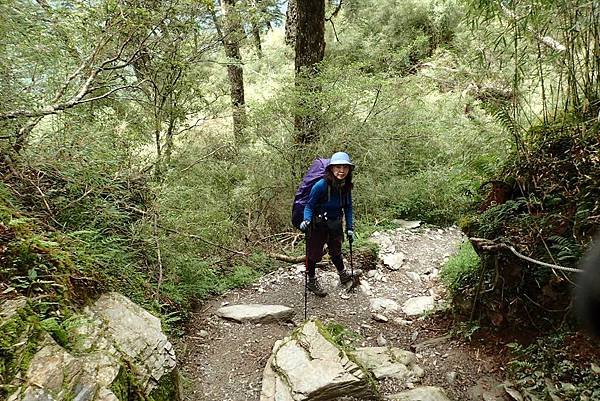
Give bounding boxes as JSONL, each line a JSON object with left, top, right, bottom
{"left": 501, "top": 4, "right": 566, "bottom": 52}
{"left": 179, "top": 144, "right": 230, "bottom": 173}
{"left": 153, "top": 211, "right": 164, "bottom": 300}
{"left": 160, "top": 225, "right": 247, "bottom": 256}
{"left": 326, "top": 0, "right": 342, "bottom": 21}
{"left": 363, "top": 84, "right": 382, "bottom": 123}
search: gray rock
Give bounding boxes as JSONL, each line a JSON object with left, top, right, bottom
{"left": 413, "top": 335, "right": 451, "bottom": 352}
{"left": 405, "top": 272, "right": 421, "bottom": 283}
{"left": 351, "top": 347, "right": 424, "bottom": 381}
{"left": 382, "top": 253, "right": 406, "bottom": 270}
{"left": 260, "top": 320, "right": 378, "bottom": 401}
{"left": 259, "top": 346, "right": 296, "bottom": 401}
{"left": 372, "top": 313, "right": 389, "bottom": 322}
{"left": 402, "top": 296, "right": 435, "bottom": 316}
{"left": 387, "top": 386, "right": 451, "bottom": 401}
{"left": 95, "top": 389, "right": 119, "bottom": 401}
{"left": 392, "top": 220, "right": 422, "bottom": 230}
{"left": 370, "top": 298, "right": 401, "bottom": 314}
{"left": 216, "top": 304, "right": 295, "bottom": 323}
{"left": 370, "top": 235, "right": 396, "bottom": 253}
{"left": 0, "top": 297, "right": 27, "bottom": 320}
{"left": 18, "top": 387, "right": 55, "bottom": 401}
{"left": 446, "top": 371, "right": 457, "bottom": 384}
{"left": 87, "top": 292, "right": 177, "bottom": 392}
{"left": 25, "top": 336, "right": 82, "bottom": 394}
{"left": 8, "top": 292, "right": 178, "bottom": 401}
{"left": 376, "top": 334, "right": 388, "bottom": 346}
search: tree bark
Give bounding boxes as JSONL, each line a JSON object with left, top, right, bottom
{"left": 220, "top": 0, "right": 247, "bottom": 147}
{"left": 293, "top": 0, "right": 325, "bottom": 145}
{"left": 285, "top": 0, "right": 297, "bottom": 48}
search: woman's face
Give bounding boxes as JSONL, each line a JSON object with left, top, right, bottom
{"left": 331, "top": 164, "right": 350, "bottom": 180}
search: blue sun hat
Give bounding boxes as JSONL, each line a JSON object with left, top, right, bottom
{"left": 329, "top": 152, "right": 355, "bottom": 168}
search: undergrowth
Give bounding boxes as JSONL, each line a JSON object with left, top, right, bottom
{"left": 508, "top": 333, "right": 600, "bottom": 400}
{"left": 0, "top": 163, "right": 279, "bottom": 393}
{"left": 440, "top": 240, "right": 480, "bottom": 296}
{"left": 459, "top": 116, "right": 600, "bottom": 331}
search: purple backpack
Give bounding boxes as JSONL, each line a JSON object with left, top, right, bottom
{"left": 291, "top": 158, "right": 330, "bottom": 229}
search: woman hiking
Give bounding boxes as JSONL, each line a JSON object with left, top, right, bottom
{"left": 299, "top": 152, "right": 359, "bottom": 296}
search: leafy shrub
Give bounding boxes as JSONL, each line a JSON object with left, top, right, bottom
{"left": 440, "top": 241, "right": 480, "bottom": 295}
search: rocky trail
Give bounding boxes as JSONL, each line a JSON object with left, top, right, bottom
{"left": 177, "top": 223, "right": 514, "bottom": 400}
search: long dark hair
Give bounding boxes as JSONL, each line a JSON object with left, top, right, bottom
{"left": 325, "top": 167, "right": 354, "bottom": 193}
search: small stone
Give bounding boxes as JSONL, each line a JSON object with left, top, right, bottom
{"left": 446, "top": 371, "right": 457, "bottom": 384}
{"left": 393, "top": 318, "right": 412, "bottom": 326}
{"left": 560, "top": 383, "right": 577, "bottom": 392}
{"left": 406, "top": 272, "right": 421, "bottom": 283}
{"left": 198, "top": 330, "right": 209, "bottom": 337}
{"left": 382, "top": 253, "right": 406, "bottom": 270}
{"left": 372, "top": 313, "right": 389, "bottom": 322}
{"left": 370, "top": 298, "right": 401, "bottom": 313}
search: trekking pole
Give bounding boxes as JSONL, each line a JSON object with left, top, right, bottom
{"left": 349, "top": 236, "right": 354, "bottom": 278}
{"left": 304, "top": 261, "right": 308, "bottom": 321}
{"left": 304, "top": 225, "right": 309, "bottom": 321}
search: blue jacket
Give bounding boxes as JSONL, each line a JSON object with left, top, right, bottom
{"left": 303, "top": 178, "right": 353, "bottom": 230}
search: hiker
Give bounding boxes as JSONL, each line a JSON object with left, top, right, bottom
{"left": 299, "top": 151, "right": 358, "bottom": 296}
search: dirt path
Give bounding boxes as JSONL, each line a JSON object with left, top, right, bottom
{"left": 177, "top": 225, "right": 509, "bottom": 400}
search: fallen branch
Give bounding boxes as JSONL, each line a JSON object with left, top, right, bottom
{"left": 161, "top": 226, "right": 247, "bottom": 256}
{"left": 268, "top": 253, "right": 304, "bottom": 263}
{"left": 179, "top": 144, "right": 231, "bottom": 173}
{"left": 469, "top": 237, "right": 582, "bottom": 273}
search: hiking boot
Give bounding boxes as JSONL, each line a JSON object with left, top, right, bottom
{"left": 338, "top": 269, "right": 363, "bottom": 285}
{"left": 307, "top": 278, "right": 328, "bottom": 297}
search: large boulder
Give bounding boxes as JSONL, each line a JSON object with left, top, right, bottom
{"left": 7, "top": 292, "right": 178, "bottom": 401}
{"left": 260, "top": 320, "right": 379, "bottom": 401}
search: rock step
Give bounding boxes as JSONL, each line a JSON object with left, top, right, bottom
{"left": 259, "top": 319, "right": 453, "bottom": 401}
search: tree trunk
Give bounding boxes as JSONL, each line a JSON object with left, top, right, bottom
{"left": 251, "top": 23, "right": 263, "bottom": 58}
{"left": 293, "top": 0, "right": 325, "bottom": 145}
{"left": 250, "top": 0, "right": 263, "bottom": 58}
{"left": 220, "top": 0, "right": 247, "bottom": 147}
{"left": 285, "top": 0, "right": 297, "bottom": 48}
